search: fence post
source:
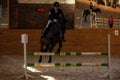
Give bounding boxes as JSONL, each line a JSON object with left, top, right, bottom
{"left": 101, "top": 34, "right": 112, "bottom": 78}
{"left": 107, "top": 34, "right": 112, "bottom": 78}
{"left": 80, "top": 11, "right": 83, "bottom": 28}
{"left": 21, "top": 34, "right": 28, "bottom": 80}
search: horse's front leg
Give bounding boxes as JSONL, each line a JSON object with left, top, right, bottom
{"left": 84, "top": 14, "right": 88, "bottom": 23}
{"left": 39, "top": 42, "right": 47, "bottom": 63}
{"left": 39, "top": 56, "right": 42, "bottom": 63}
{"left": 48, "top": 44, "right": 54, "bottom": 63}
{"left": 57, "top": 41, "right": 63, "bottom": 52}
{"left": 39, "top": 43, "right": 44, "bottom": 63}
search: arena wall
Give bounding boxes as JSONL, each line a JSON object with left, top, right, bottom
{"left": 9, "top": 0, "right": 74, "bottom": 29}
{"left": 0, "top": 28, "right": 120, "bottom": 55}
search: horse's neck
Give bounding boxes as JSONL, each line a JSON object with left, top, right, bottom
{"left": 48, "top": 23, "right": 57, "bottom": 35}
{"left": 94, "top": 8, "right": 100, "bottom": 13}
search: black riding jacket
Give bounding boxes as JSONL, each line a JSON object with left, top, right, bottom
{"left": 48, "top": 8, "right": 65, "bottom": 21}
{"left": 90, "top": 4, "right": 93, "bottom": 10}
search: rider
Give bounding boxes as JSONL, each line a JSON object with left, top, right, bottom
{"left": 89, "top": 2, "right": 94, "bottom": 12}
{"left": 43, "top": 1, "right": 66, "bottom": 41}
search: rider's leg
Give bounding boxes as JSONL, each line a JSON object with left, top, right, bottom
{"left": 60, "top": 30, "right": 66, "bottom": 42}
{"left": 62, "top": 26, "right": 66, "bottom": 41}
{"left": 62, "top": 31, "right": 66, "bottom": 41}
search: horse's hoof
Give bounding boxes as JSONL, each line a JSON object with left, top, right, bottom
{"left": 57, "top": 50, "right": 60, "bottom": 52}
{"left": 39, "top": 59, "right": 42, "bottom": 63}
{"left": 39, "top": 61, "right": 42, "bottom": 63}
{"left": 48, "top": 60, "right": 52, "bottom": 63}
{"left": 63, "top": 39, "right": 66, "bottom": 42}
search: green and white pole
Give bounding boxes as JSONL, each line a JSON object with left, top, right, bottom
{"left": 27, "top": 63, "right": 108, "bottom": 67}
{"left": 27, "top": 52, "right": 108, "bottom": 56}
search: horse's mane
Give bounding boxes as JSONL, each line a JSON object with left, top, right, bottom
{"left": 42, "top": 17, "right": 66, "bottom": 38}
{"left": 41, "top": 23, "right": 55, "bottom": 38}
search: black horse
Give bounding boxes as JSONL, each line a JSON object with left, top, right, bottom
{"left": 83, "top": 8, "right": 101, "bottom": 22}
{"left": 39, "top": 17, "right": 66, "bottom": 63}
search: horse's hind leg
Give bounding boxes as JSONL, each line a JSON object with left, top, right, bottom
{"left": 48, "top": 55, "right": 52, "bottom": 63}
{"left": 39, "top": 56, "right": 42, "bottom": 63}
{"left": 84, "top": 15, "right": 88, "bottom": 23}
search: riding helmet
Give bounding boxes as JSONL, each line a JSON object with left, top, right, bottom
{"left": 54, "top": 2, "right": 59, "bottom": 7}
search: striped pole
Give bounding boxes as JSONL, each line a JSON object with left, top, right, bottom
{"left": 27, "top": 63, "right": 108, "bottom": 67}
{"left": 27, "top": 52, "right": 108, "bottom": 56}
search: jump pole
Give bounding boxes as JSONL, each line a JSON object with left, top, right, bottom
{"left": 27, "top": 52, "right": 108, "bottom": 56}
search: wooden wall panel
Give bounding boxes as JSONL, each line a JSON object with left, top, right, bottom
{"left": 0, "top": 28, "right": 120, "bottom": 55}
{"left": 9, "top": 0, "right": 19, "bottom": 29}
{"left": 9, "top": 3, "right": 74, "bottom": 29}
{"left": 18, "top": 4, "right": 74, "bottom": 29}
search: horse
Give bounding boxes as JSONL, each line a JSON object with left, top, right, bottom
{"left": 39, "top": 17, "right": 66, "bottom": 63}
{"left": 83, "top": 8, "right": 101, "bottom": 22}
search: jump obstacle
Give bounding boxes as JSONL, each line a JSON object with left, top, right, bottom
{"left": 90, "top": 12, "right": 97, "bottom": 28}
{"left": 80, "top": 11, "right": 97, "bottom": 28}
{"left": 80, "top": 10, "right": 120, "bottom": 28}
{"left": 96, "top": 18, "right": 120, "bottom": 27}
{"left": 21, "top": 34, "right": 112, "bottom": 80}
{"left": 90, "top": 13, "right": 120, "bottom": 28}
{"left": 91, "top": 13, "right": 120, "bottom": 28}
